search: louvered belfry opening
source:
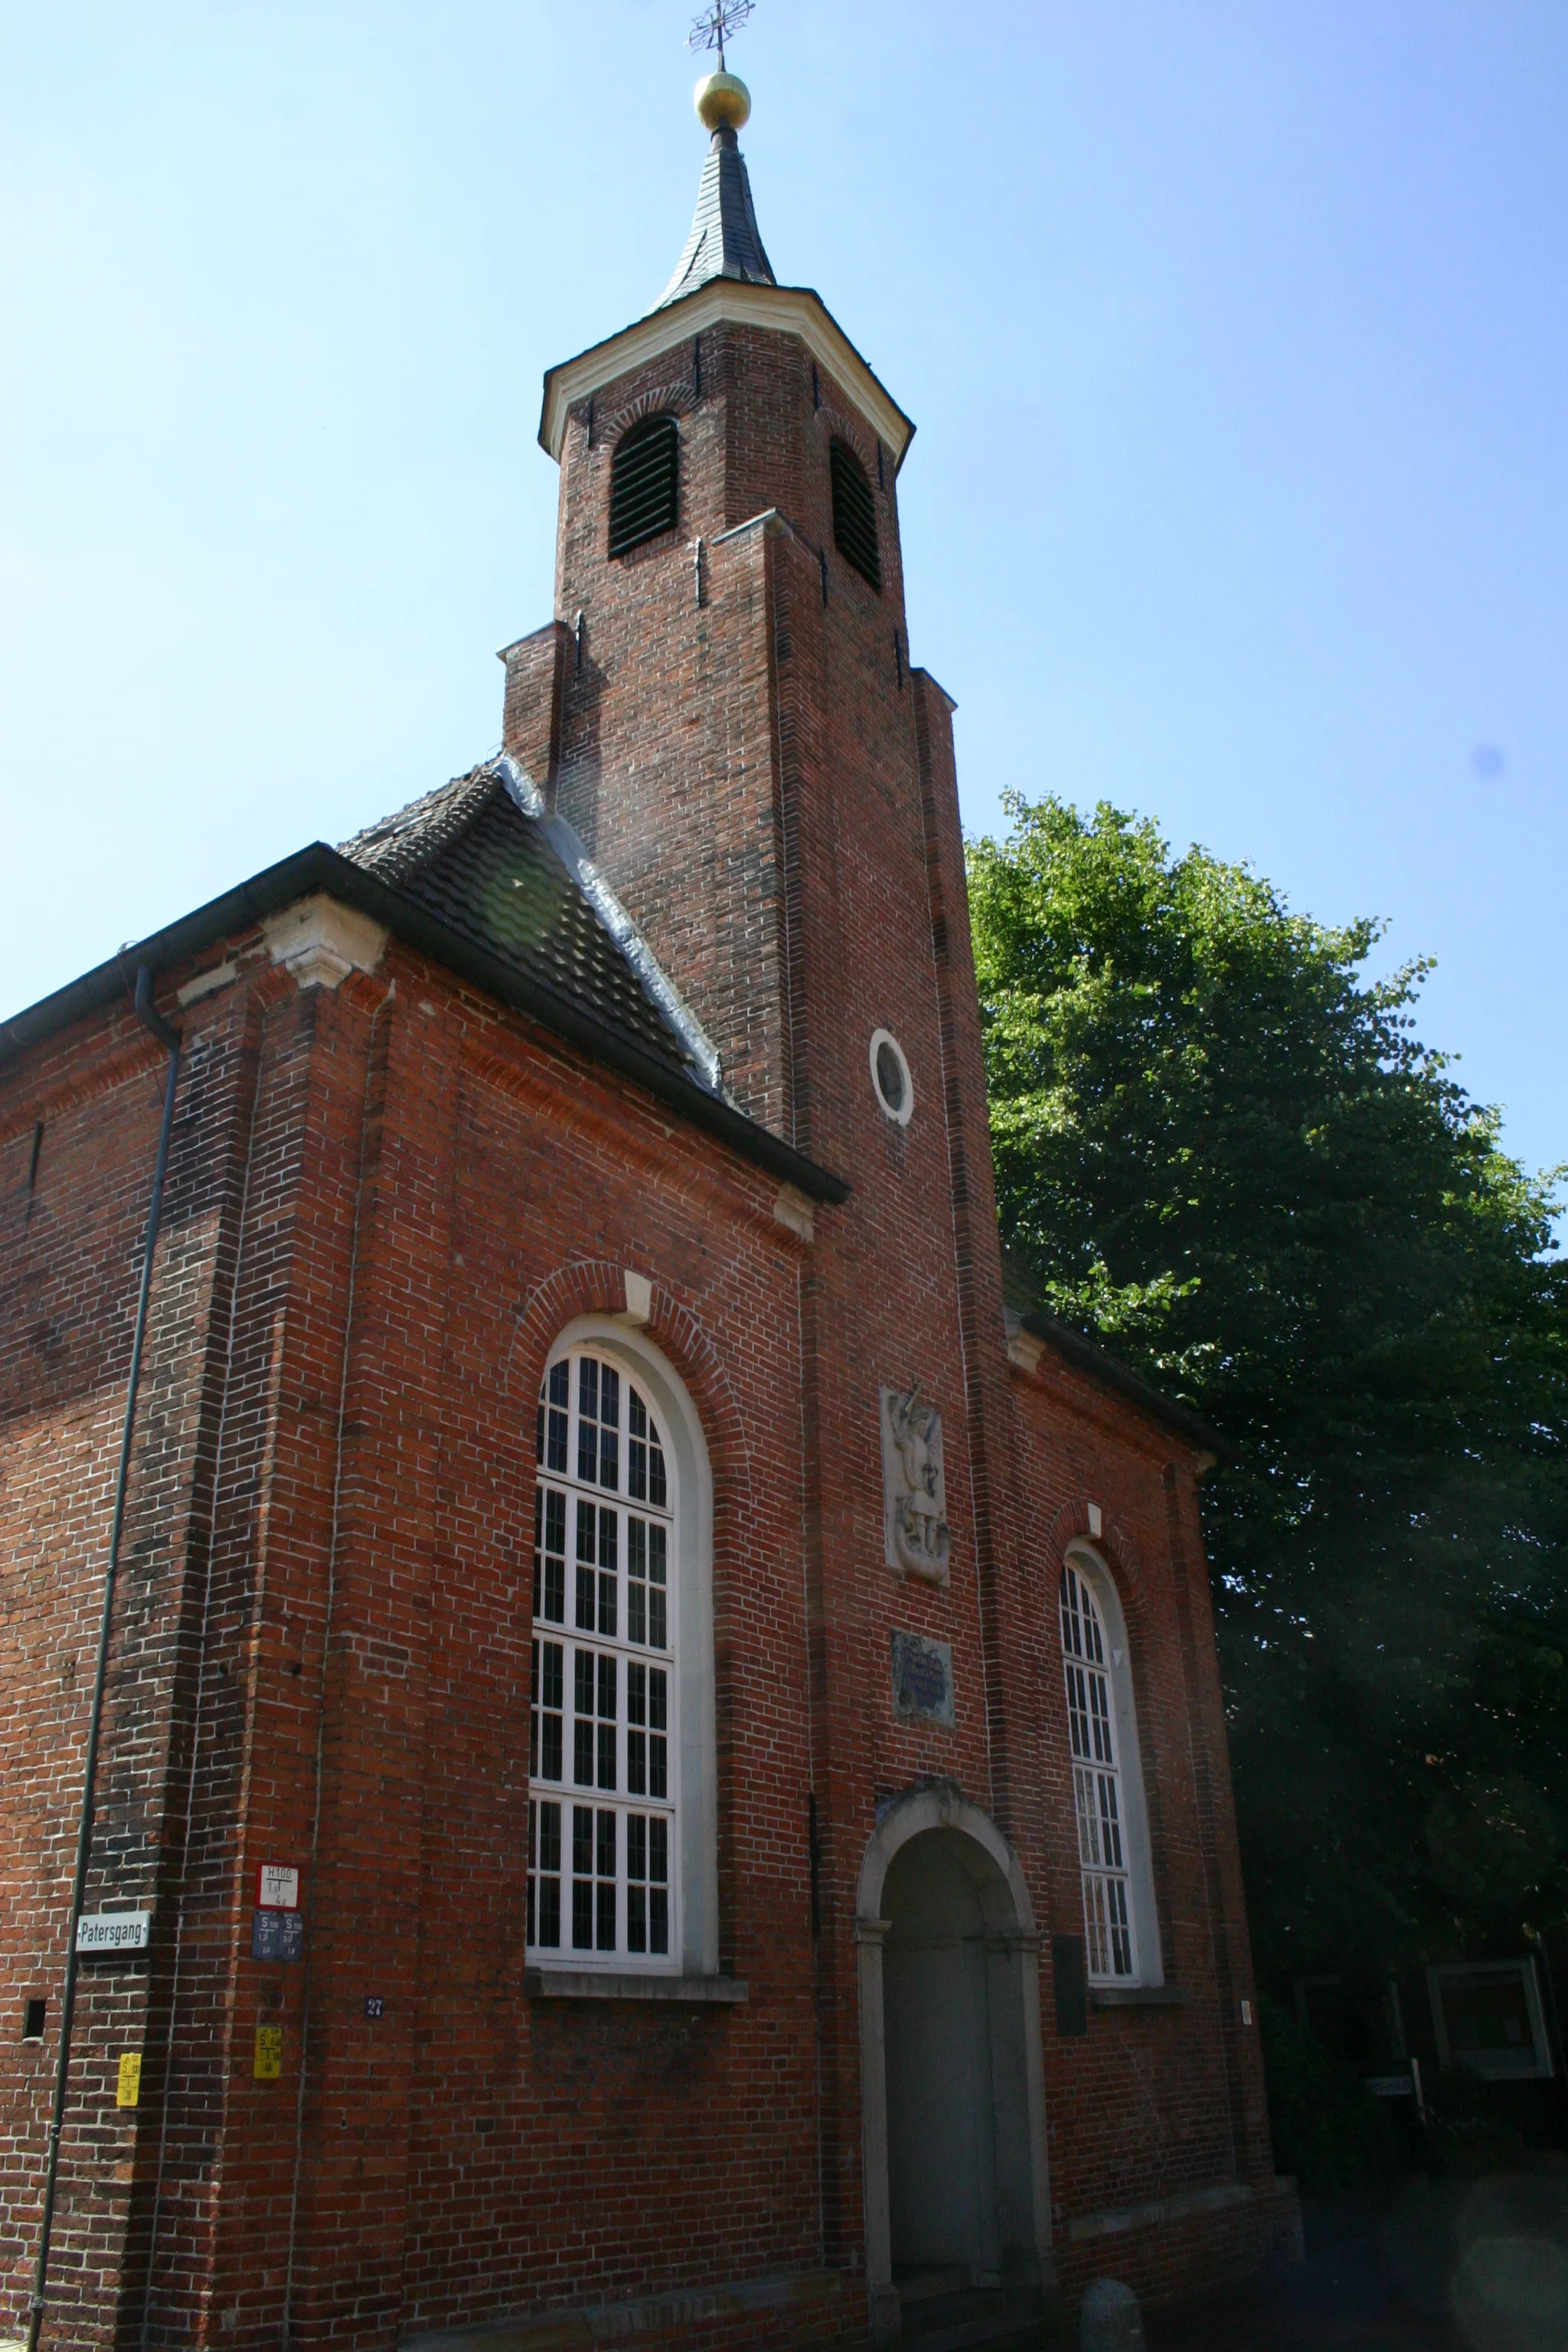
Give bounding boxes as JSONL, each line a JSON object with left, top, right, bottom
{"left": 609, "top": 414, "right": 680, "bottom": 557}
{"left": 829, "top": 438, "right": 881, "bottom": 593}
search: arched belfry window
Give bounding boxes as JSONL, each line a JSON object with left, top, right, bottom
{"left": 830, "top": 438, "right": 881, "bottom": 592}
{"left": 608, "top": 413, "right": 680, "bottom": 557}
{"left": 529, "top": 1328, "right": 716, "bottom": 1978}
{"left": 1058, "top": 1548, "right": 1160, "bottom": 1986}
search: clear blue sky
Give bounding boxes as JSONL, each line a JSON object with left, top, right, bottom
{"left": 2, "top": 2, "right": 1563, "bottom": 1207}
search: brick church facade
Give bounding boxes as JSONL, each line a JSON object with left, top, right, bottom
{"left": 1, "top": 69, "right": 1300, "bottom": 2352}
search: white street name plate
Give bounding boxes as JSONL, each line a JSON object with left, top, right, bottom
{"left": 76, "top": 1911, "right": 150, "bottom": 1954}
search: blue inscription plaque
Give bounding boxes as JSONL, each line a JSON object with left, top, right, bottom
{"left": 890, "top": 1630, "right": 955, "bottom": 1728}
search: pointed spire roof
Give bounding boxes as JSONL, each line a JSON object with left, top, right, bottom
{"left": 659, "top": 118, "right": 775, "bottom": 309}
{"left": 537, "top": 64, "right": 915, "bottom": 479}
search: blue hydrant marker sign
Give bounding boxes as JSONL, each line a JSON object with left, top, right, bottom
{"left": 251, "top": 1909, "right": 305, "bottom": 1962}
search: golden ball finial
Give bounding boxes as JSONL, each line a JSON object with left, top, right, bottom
{"left": 694, "top": 69, "right": 751, "bottom": 132}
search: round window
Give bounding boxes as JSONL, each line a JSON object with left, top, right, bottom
{"left": 869, "top": 1028, "right": 913, "bottom": 1126}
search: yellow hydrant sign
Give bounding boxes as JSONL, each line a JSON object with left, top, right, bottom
{"left": 116, "top": 2053, "right": 142, "bottom": 2108}
{"left": 254, "top": 2025, "right": 283, "bottom": 2080}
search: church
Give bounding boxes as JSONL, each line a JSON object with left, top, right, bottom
{"left": 0, "top": 54, "right": 1301, "bottom": 2352}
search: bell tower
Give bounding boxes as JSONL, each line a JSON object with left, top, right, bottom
{"left": 504, "top": 54, "right": 946, "bottom": 1164}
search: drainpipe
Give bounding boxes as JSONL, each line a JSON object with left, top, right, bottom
{"left": 26, "top": 967, "right": 181, "bottom": 2352}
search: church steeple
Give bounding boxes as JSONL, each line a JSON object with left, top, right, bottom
{"left": 533, "top": 5, "right": 918, "bottom": 1138}
{"left": 658, "top": 70, "right": 775, "bottom": 308}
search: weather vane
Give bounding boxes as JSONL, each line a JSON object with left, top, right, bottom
{"left": 688, "top": 0, "right": 753, "bottom": 74}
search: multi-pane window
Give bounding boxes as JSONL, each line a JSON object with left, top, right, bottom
{"left": 1060, "top": 1563, "right": 1136, "bottom": 1981}
{"left": 529, "top": 1349, "right": 676, "bottom": 1968}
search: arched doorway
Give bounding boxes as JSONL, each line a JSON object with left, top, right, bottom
{"left": 883, "top": 1829, "right": 1002, "bottom": 2284}
{"left": 857, "top": 1786, "right": 1055, "bottom": 2342}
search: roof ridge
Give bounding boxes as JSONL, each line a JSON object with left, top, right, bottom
{"left": 490, "top": 756, "right": 727, "bottom": 1100}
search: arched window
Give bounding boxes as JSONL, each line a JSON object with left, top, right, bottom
{"left": 608, "top": 413, "right": 680, "bottom": 557}
{"left": 829, "top": 438, "right": 881, "bottom": 592}
{"left": 1058, "top": 1548, "right": 1160, "bottom": 1986}
{"left": 529, "top": 1330, "right": 714, "bottom": 1976}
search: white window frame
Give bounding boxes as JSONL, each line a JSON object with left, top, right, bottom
{"left": 1058, "top": 1542, "right": 1161, "bottom": 1988}
{"left": 1428, "top": 1958, "right": 1554, "bottom": 2081}
{"left": 868, "top": 1028, "right": 913, "bottom": 1126}
{"left": 528, "top": 1318, "right": 717, "bottom": 1978}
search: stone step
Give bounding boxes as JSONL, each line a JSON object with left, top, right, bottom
{"left": 899, "top": 2288, "right": 1051, "bottom": 2350}
{"left": 903, "top": 2308, "right": 1051, "bottom": 2352}
{"left": 896, "top": 2265, "right": 973, "bottom": 2308}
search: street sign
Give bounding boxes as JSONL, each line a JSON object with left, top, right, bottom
{"left": 76, "top": 1912, "right": 150, "bottom": 1954}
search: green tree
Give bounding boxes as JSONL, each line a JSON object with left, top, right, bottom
{"left": 968, "top": 793, "right": 1568, "bottom": 1982}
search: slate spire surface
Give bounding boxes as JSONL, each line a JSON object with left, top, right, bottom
{"left": 658, "top": 116, "right": 776, "bottom": 309}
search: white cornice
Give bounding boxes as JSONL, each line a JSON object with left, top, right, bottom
{"left": 537, "top": 281, "right": 916, "bottom": 474}
{"left": 261, "top": 896, "right": 388, "bottom": 991}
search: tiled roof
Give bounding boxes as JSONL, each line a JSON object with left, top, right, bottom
{"left": 2, "top": 768, "right": 846, "bottom": 1202}
{"left": 659, "top": 122, "right": 776, "bottom": 308}
{"left": 339, "top": 766, "right": 498, "bottom": 887}
{"left": 339, "top": 763, "right": 709, "bottom": 1089}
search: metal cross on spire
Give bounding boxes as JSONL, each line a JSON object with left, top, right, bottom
{"left": 688, "top": 0, "right": 753, "bottom": 73}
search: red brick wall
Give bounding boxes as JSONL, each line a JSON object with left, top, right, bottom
{"left": 4, "top": 948, "right": 854, "bottom": 2348}
{"left": 0, "top": 983, "right": 270, "bottom": 2345}
{"left": 1000, "top": 1350, "right": 1276, "bottom": 2234}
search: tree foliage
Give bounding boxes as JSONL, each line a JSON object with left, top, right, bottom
{"left": 968, "top": 793, "right": 1568, "bottom": 1981}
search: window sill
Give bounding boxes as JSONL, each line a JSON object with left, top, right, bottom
{"left": 524, "top": 1969, "right": 748, "bottom": 2004}
{"left": 1089, "top": 1984, "right": 1189, "bottom": 2009}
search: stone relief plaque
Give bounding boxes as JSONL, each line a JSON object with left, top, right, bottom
{"left": 890, "top": 1631, "right": 955, "bottom": 1728}
{"left": 880, "top": 1383, "right": 952, "bottom": 1586}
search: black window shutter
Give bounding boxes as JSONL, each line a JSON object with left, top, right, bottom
{"left": 829, "top": 439, "right": 881, "bottom": 592}
{"left": 1054, "top": 1934, "right": 1088, "bottom": 2037}
{"left": 609, "top": 416, "right": 680, "bottom": 557}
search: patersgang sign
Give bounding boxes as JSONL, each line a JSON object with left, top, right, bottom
{"left": 74, "top": 1912, "right": 150, "bottom": 1955}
